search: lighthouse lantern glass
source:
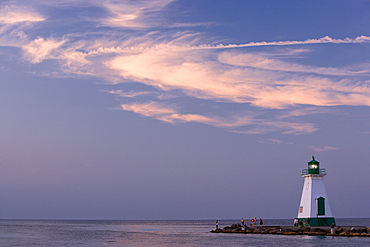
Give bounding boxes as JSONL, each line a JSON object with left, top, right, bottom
{"left": 309, "top": 164, "right": 318, "bottom": 169}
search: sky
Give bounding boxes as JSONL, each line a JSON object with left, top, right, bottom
{"left": 0, "top": 0, "right": 369, "bottom": 220}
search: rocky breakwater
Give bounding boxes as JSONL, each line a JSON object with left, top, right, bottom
{"left": 211, "top": 224, "right": 370, "bottom": 237}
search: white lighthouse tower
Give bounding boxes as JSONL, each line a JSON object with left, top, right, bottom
{"left": 297, "top": 156, "right": 336, "bottom": 226}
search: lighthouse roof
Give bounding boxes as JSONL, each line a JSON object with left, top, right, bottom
{"left": 308, "top": 156, "right": 319, "bottom": 164}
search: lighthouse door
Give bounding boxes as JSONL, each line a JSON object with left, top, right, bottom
{"left": 317, "top": 197, "right": 325, "bottom": 215}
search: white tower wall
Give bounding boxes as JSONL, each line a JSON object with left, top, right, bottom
{"left": 298, "top": 175, "right": 333, "bottom": 218}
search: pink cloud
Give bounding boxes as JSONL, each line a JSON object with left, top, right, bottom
{"left": 104, "top": 90, "right": 152, "bottom": 98}
{"left": 218, "top": 52, "right": 370, "bottom": 76}
{"left": 307, "top": 146, "right": 338, "bottom": 152}
{"left": 98, "top": 0, "right": 174, "bottom": 28}
{"left": 2, "top": 0, "right": 369, "bottom": 135}
{"left": 22, "top": 38, "right": 66, "bottom": 63}
{"left": 119, "top": 101, "right": 316, "bottom": 134}
{"left": 0, "top": 5, "right": 45, "bottom": 24}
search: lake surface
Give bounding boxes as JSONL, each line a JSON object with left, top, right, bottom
{"left": 0, "top": 218, "right": 369, "bottom": 246}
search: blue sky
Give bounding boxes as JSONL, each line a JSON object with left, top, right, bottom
{"left": 1, "top": 0, "right": 369, "bottom": 220}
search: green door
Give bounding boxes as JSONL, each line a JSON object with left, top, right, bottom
{"left": 317, "top": 197, "right": 325, "bottom": 215}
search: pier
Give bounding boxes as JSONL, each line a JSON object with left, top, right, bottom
{"left": 211, "top": 225, "right": 370, "bottom": 237}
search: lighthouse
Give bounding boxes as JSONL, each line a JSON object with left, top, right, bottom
{"left": 297, "top": 156, "right": 336, "bottom": 226}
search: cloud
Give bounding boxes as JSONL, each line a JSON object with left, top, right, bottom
{"left": 104, "top": 89, "right": 153, "bottom": 98}
{"left": 106, "top": 47, "right": 252, "bottom": 102}
{"left": 218, "top": 52, "right": 370, "bottom": 76}
{"left": 98, "top": 0, "right": 174, "bottom": 28}
{"left": 307, "top": 146, "right": 338, "bottom": 152}
{"left": 267, "top": 139, "right": 282, "bottom": 144}
{"left": 257, "top": 138, "right": 293, "bottom": 144}
{"left": 120, "top": 101, "right": 316, "bottom": 134}
{"left": 277, "top": 107, "right": 334, "bottom": 119}
{"left": 0, "top": 4, "right": 45, "bottom": 36}
{"left": 120, "top": 101, "right": 218, "bottom": 125}
{"left": 233, "top": 121, "right": 318, "bottom": 135}
{"left": 17, "top": 31, "right": 368, "bottom": 134}
{"left": 104, "top": 41, "right": 370, "bottom": 110}
{"left": 120, "top": 101, "right": 253, "bottom": 127}
{"left": 0, "top": 5, "right": 45, "bottom": 24}
{"left": 22, "top": 38, "right": 66, "bottom": 63}
{"left": 8, "top": 30, "right": 370, "bottom": 134}
{"left": 2, "top": 0, "right": 370, "bottom": 135}
{"left": 121, "top": 101, "right": 176, "bottom": 117}
{"left": 194, "top": 35, "right": 370, "bottom": 50}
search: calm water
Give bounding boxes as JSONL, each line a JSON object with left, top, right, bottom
{"left": 0, "top": 218, "right": 369, "bottom": 246}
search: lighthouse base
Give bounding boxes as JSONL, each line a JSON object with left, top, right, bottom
{"left": 297, "top": 217, "right": 336, "bottom": 227}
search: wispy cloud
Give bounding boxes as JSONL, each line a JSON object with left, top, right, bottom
{"left": 104, "top": 89, "right": 153, "bottom": 98}
{"left": 104, "top": 41, "right": 370, "bottom": 110}
{"left": 0, "top": 5, "right": 45, "bottom": 24}
{"left": 218, "top": 51, "right": 370, "bottom": 76}
{"left": 0, "top": 4, "right": 45, "bottom": 36}
{"left": 233, "top": 121, "right": 318, "bottom": 135}
{"left": 98, "top": 0, "right": 174, "bottom": 28}
{"left": 23, "top": 38, "right": 66, "bottom": 63}
{"left": 121, "top": 101, "right": 253, "bottom": 127}
{"left": 121, "top": 101, "right": 219, "bottom": 126}
{"left": 194, "top": 36, "right": 370, "bottom": 49}
{"left": 277, "top": 107, "right": 334, "bottom": 119}
{"left": 13, "top": 32, "right": 370, "bottom": 133}
{"left": 257, "top": 138, "right": 293, "bottom": 144}
{"left": 121, "top": 101, "right": 176, "bottom": 118}
{"left": 307, "top": 145, "right": 338, "bottom": 152}
{"left": 2, "top": 0, "right": 370, "bottom": 136}
{"left": 120, "top": 101, "right": 317, "bottom": 134}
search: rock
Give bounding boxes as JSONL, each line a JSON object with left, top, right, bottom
{"left": 231, "top": 228, "right": 242, "bottom": 233}
{"left": 254, "top": 228, "right": 266, "bottom": 233}
{"left": 358, "top": 228, "right": 368, "bottom": 234}
{"left": 335, "top": 227, "right": 343, "bottom": 234}
{"left": 284, "top": 228, "right": 298, "bottom": 232}
{"left": 211, "top": 225, "right": 370, "bottom": 237}
{"left": 210, "top": 229, "right": 223, "bottom": 233}
{"left": 231, "top": 224, "right": 240, "bottom": 229}
{"left": 222, "top": 227, "right": 232, "bottom": 233}
{"left": 302, "top": 227, "right": 311, "bottom": 232}
{"left": 312, "top": 228, "right": 328, "bottom": 233}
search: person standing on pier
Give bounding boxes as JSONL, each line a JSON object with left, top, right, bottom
{"left": 330, "top": 223, "right": 335, "bottom": 235}
{"left": 259, "top": 218, "right": 263, "bottom": 227}
{"left": 294, "top": 218, "right": 298, "bottom": 227}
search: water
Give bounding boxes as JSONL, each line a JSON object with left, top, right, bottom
{"left": 0, "top": 218, "right": 369, "bottom": 246}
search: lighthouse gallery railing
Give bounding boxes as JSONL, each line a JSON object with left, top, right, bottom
{"left": 301, "top": 169, "right": 326, "bottom": 175}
